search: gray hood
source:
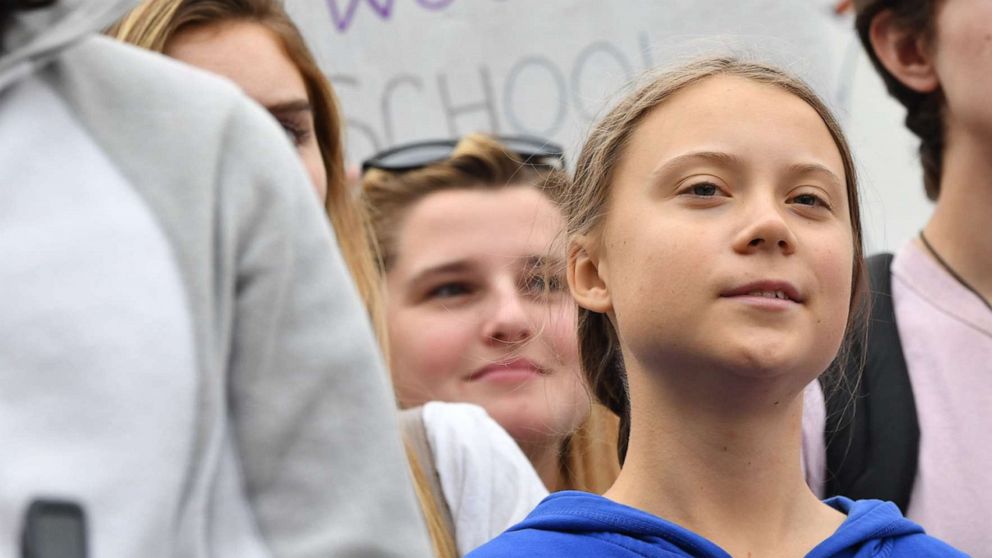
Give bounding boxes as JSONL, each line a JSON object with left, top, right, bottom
{"left": 1, "top": 0, "right": 136, "bottom": 86}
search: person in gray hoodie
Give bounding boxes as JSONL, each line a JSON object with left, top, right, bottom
{"left": 0, "top": 1, "right": 432, "bottom": 557}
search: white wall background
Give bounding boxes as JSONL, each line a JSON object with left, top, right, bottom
{"left": 286, "top": 0, "right": 933, "bottom": 253}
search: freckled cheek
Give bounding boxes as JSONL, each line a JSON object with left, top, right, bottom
{"left": 610, "top": 235, "right": 698, "bottom": 322}
{"left": 811, "top": 247, "right": 855, "bottom": 333}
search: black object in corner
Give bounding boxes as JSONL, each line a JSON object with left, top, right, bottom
{"left": 21, "top": 500, "right": 88, "bottom": 558}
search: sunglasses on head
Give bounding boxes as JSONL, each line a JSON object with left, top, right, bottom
{"left": 360, "top": 135, "right": 566, "bottom": 174}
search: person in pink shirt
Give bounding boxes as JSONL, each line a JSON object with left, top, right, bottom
{"left": 804, "top": 2, "right": 992, "bottom": 555}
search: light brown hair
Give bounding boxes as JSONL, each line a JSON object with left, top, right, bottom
{"left": 855, "top": 0, "right": 943, "bottom": 200}
{"left": 362, "top": 133, "right": 564, "bottom": 272}
{"left": 363, "top": 133, "right": 620, "bottom": 493}
{"left": 563, "top": 58, "right": 868, "bottom": 464}
{"left": 107, "top": 0, "right": 384, "bottom": 338}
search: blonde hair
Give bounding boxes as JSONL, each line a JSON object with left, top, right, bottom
{"left": 362, "top": 133, "right": 565, "bottom": 272}
{"left": 107, "top": 0, "right": 385, "bottom": 341}
{"left": 563, "top": 57, "right": 868, "bottom": 464}
{"left": 405, "top": 445, "right": 458, "bottom": 558}
{"left": 363, "top": 133, "right": 620, "bottom": 493}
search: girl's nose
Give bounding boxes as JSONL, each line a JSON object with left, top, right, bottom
{"left": 731, "top": 200, "right": 798, "bottom": 256}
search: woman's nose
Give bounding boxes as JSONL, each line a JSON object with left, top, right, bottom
{"left": 481, "top": 286, "right": 534, "bottom": 345}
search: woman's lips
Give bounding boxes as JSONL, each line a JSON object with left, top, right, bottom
{"left": 469, "top": 358, "right": 544, "bottom": 383}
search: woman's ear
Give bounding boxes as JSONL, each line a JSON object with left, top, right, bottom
{"left": 868, "top": 9, "right": 940, "bottom": 94}
{"left": 568, "top": 236, "right": 612, "bottom": 313}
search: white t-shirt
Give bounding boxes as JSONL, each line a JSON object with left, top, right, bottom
{"left": 422, "top": 402, "right": 548, "bottom": 555}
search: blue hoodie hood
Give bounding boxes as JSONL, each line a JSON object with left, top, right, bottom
{"left": 468, "top": 491, "right": 967, "bottom": 557}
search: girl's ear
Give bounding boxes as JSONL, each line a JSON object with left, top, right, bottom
{"left": 868, "top": 9, "right": 940, "bottom": 94}
{"left": 568, "top": 236, "right": 613, "bottom": 313}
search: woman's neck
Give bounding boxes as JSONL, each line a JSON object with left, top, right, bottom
{"left": 519, "top": 437, "right": 564, "bottom": 492}
{"left": 605, "top": 367, "right": 843, "bottom": 557}
{"left": 924, "top": 124, "right": 992, "bottom": 302}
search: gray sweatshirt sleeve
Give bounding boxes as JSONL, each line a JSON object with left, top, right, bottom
{"left": 216, "top": 87, "right": 432, "bottom": 558}
{"left": 44, "top": 36, "right": 430, "bottom": 556}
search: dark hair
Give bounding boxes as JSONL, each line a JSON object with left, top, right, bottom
{"left": 856, "top": 1, "right": 943, "bottom": 200}
{"left": 564, "top": 58, "right": 869, "bottom": 464}
{"left": 0, "top": 3, "right": 10, "bottom": 50}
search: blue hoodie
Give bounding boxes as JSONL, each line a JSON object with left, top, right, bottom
{"left": 467, "top": 491, "right": 966, "bottom": 557}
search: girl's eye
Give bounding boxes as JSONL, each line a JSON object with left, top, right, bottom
{"left": 679, "top": 181, "right": 726, "bottom": 198}
{"left": 691, "top": 183, "right": 718, "bottom": 196}
{"left": 790, "top": 192, "right": 831, "bottom": 209}
{"left": 427, "top": 282, "right": 472, "bottom": 299}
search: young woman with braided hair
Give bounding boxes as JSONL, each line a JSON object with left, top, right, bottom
{"left": 803, "top": 3, "right": 992, "bottom": 555}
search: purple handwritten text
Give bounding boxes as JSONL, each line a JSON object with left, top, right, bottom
{"left": 326, "top": 0, "right": 456, "bottom": 33}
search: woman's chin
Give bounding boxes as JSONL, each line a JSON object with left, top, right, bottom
{"left": 488, "top": 410, "right": 583, "bottom": 450}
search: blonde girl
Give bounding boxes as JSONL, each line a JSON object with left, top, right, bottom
{"left": 363, "top": 133, "right": 619, "bottom": 499}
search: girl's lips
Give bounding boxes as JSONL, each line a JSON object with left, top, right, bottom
{"left": 724, "top": 295, "right": 799, "bottom": 311}
{"left": 720, "top": 280, "right": 804, "bottom": 303}
{"left": 469, "top": 358, "right": 544, "bottom": 383}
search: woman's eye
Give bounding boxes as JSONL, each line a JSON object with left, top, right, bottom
{"left": 790, "top": 193, "right": 831, "bottom": 209}
{"left": 279, "top": 121, "right": 309, "bottom": 146}
{"left": 427, "top": 282, "right": 471, "bottom": 299}
{"left": 523, "top": 273, "right": 565, "bottom": 295}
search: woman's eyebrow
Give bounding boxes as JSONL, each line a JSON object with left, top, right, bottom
{"left": 520, "top": 255, "right": 564, "bottom": 270}
{"left": 519, "top": 256, "right": 567, "bottom": 284}
{"left": 266, "top": 99, "right": 312, "bottom": 114}
{"left": 408, "top": 260, "right": 473, "bottom": 285}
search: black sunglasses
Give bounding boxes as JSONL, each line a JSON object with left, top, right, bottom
{"left": 361, "top": 135, "right": 566, "bottom": 173}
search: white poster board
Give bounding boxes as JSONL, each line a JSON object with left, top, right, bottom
{"left": 287, "top": 0, "right": 933, "bottom": 252}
